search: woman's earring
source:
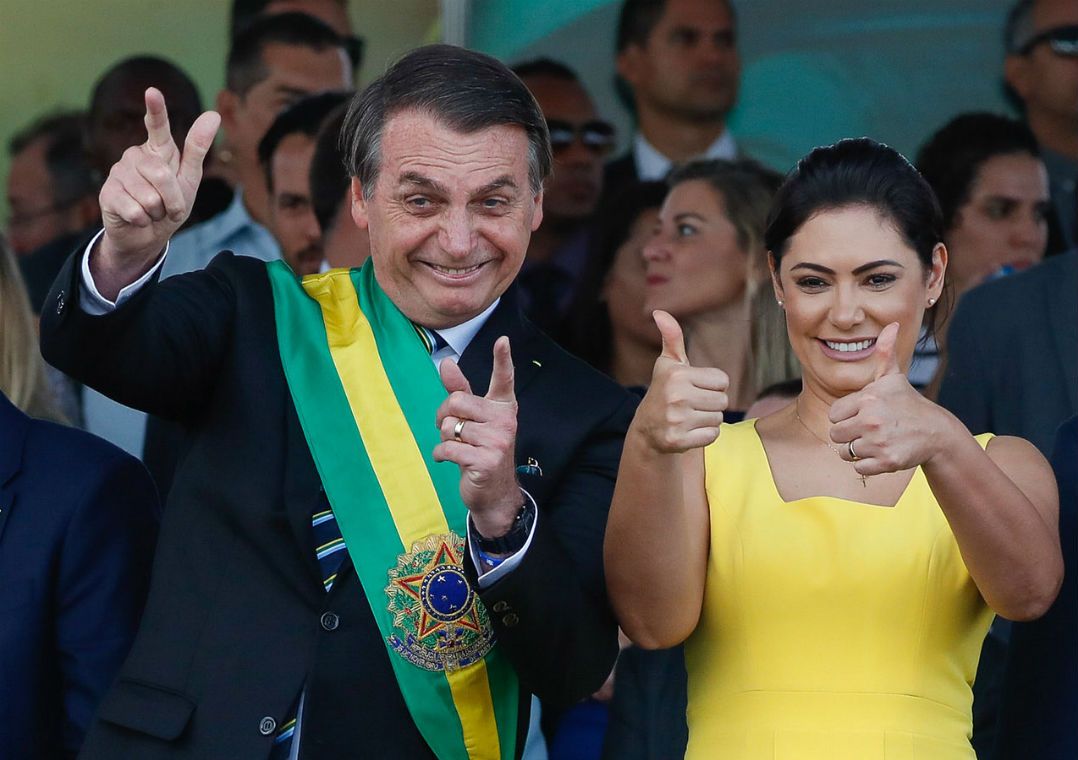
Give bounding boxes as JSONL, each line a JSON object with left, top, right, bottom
{"left": 777, "top": 299, "right": 784, "bottom": 308}
{"left": 927, "top": 297, "right": 937, "bottom": 307}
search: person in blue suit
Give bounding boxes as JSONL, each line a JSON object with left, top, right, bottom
{"left": 0, "top": 389, "right": 159, "bottom": 759}
{"left": 994, "top": 416, "right": 1078, "bottom": 759}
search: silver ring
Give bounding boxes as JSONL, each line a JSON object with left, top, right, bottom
{"left": 848, "top": 439, "right": 860, "bottom": 461}
{"left": 453, "top": 419, "right": 466, "bottom": 442}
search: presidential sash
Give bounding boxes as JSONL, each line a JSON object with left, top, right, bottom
{"left": 267, "top": 260, "right": 519, "bottom": 760}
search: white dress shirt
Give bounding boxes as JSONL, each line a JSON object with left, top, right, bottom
{"left": 633, "top": 128, "right": 739, "bottom": 181}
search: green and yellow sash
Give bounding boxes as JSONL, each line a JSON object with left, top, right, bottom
{"left": 267, "top": 259, "right": 518, "bottom": 760}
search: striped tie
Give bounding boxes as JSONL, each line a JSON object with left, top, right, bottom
{"left": 271, "top": 328, "right": 445, "bottom": 756}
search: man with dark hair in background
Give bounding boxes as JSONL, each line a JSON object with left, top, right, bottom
{"left": 163, "top": 11, "right": 352, "bottom": 278}
{"left": 43, "top": 44, "right": 632, "bottom": 758}
{"left": 86, "top": 55, "right": 230, "bottom": 229}
{"left": 7, "top": 113, "right": 100, "bottom": 313}
{"left": 309, "top": 104, "right": 370, "bottom": 269}
{"left": 1004, "top": 0, "right": 1078, "bottom": 254}
{"left": 231, "top": 0, "right": 362, "bottom": 70}
{"left": 7, "top": 113, "right": 98, "bottom": 254}
{"left": 607, "top": 0, "right": 742, "bottom": 189}
{"left": 258, "top": 91, "right": 351, "bottom": 275}
{"left": 512, "top": 58, "right": 616, "bottom": 331}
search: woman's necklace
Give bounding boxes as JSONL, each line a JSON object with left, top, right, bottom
{"left": 793, "top": 401, "right": 867, "bottom": 487}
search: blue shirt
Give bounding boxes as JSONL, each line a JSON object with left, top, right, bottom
{"left": 161, "top": 189, "right": 281, "bottom": 278}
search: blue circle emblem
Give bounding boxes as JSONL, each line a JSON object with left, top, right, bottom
{"left": 421, "top": 566, "right": 473, "bottom": 623}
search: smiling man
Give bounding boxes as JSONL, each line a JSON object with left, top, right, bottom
{"left": 41, "top": 45, "right": 634, "bottom": 759}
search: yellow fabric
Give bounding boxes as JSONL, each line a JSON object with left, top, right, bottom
{"left": 301, "top": 270, "right": 502, "bottom": 760}
{"left": 685, "top": 419, "right": 995, "bottom": 759}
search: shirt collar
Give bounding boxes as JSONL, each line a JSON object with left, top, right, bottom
{"left": 202, "top": 189, "right": 257, "bottom": 247}
{"left": 428, "top": 297, "right": 501, "bottom": 358}
{"left": 633, "top": 129, "right": 738, "bottom": 181}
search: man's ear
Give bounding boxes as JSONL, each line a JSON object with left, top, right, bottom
{"left": 216, "top": 89, "right": 239, "bottom": 135}
{"left": 350, "top": 177, "right": 369, "bottom": 230}
{"left": 530, "top": 189, "right": 544, "bottom": 232}
{"left": 616, "top": 45, "right": 643, "bottom": 87}
{"left": 1003, "top": 55, "right": 1031, "bottom": 101}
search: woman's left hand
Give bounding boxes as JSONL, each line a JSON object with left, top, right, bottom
{"left": 828, "top": 322, "right": 955, "bottom": 476}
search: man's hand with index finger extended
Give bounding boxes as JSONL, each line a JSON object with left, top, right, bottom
{"left": 433, "top": 336, "right": 523, "bottom": 538}
{"left": 92, "top": 87, "right": 220, "bottom": 301}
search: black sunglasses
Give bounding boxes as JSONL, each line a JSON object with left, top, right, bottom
{"left": 546, "top": 119, "right": 617, "bottom": 156}
{"left": 344, "top": 35, "right": 365, "bottom": 69}
{"left": 1019, "top": 24, "right": 1078, "bottom": 57}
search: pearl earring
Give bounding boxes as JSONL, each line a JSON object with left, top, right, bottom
{"left": 927, "top": 297, "right": 936, "bottom": 307}
{"left": 777, "top": 300, "right": 785, "bottom": 308}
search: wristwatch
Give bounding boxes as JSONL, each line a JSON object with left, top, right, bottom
{"left": 470, "top": 494, "right": 536, "bottom": 554}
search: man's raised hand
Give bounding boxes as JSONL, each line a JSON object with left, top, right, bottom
{"left": 434, "top": 336, "right": 523, "bottom": 537}
{"left": 97, "top": 87, "right": 220, "bottom": 276}
{"left": 633, "top": 310, "right": 728, "bottom": 454}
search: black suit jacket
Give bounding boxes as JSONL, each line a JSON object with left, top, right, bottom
{"left": 993, "top": 416, "right": 1078, "bottom": 759}
{"left": 0, "top": 392, "right": 158, "bottom": 759}
{"left": 939, "top": 251, "right": 1078, "bottom": 456}
{"left": 41, "top": 250, "right": 634, "bottom": 759}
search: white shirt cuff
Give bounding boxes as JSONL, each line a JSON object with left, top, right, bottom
{"left": 468, "top": 489, "right": 539, "bottom": 588}
{"left": 79, "top": 229, "right": 170, "bottom": 315}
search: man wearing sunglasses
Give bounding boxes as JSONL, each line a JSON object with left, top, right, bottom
{"left": 513, "top": 59, "right": 617, "bottom": 331}
{"left": 1004, "top": 0, "right": 1078, "bottom": 255}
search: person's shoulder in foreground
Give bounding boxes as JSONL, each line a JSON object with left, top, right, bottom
{"left": 0, "top": 391, "right": 159, "bottom": 758}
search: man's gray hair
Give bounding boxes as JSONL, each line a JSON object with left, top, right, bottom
{"left": 341, "top": 44, "right": 552, "bottom": 199}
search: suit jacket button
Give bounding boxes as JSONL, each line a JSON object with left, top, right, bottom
{"left": 56, "top": 290, "right": 66, "bottom": 315}
{"left": 492, "top": 601, "right": 509, "bottom": 613}
{"left": 259, "top": 716, "right": 277, "bottom": 735}
{"left": 321, "top": 611, "right": 340, "bottom": 631}
{"left": 502, "top": 613, "right": 519, "bottom": 627}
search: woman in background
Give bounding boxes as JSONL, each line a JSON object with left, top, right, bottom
{"left": 913, "top": 112, "right": 1050, "bottom": 388}
{"left": 0, "top": 233, "right": 64, "bottom": 422}
{"left": 606, "top": 139, "right": 1061, "bottom": 759}
{"left": 559, "top": 181, "right": 667, "bottom": 388}
{"left": 643, "top": 159, "right": 781, "bottom": 411}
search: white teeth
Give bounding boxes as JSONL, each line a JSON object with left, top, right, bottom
{"left": 825, "top": 339, "right": 876, "bottom": 353}
{"left": 430, "top": 263, "right": 482, "bottom": 275}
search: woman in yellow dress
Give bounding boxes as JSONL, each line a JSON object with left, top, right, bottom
{"left": 604, "top": 138, "right": 1063, "bottom": 759}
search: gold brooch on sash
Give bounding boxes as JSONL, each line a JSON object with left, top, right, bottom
{"left": 385, "top": 532, "right": 495, "bottom": 672}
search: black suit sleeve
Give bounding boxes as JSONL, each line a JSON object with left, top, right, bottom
{"left": 57, "top": 453, "right": 159, "bottom": 756}
{"left": 39, "top": 246, "right": 238, "bottom": 420}
{"left": 478, "top": 392, "right": 636, "bottom": 707}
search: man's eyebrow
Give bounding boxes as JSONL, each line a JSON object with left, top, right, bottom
{"left": 398, "top": 171, "right": 448, "bottom": 194}
{"left": 473, "top": 175, "right": 518, "bottom": 197}
{"left": 273, "top": 85, "right": 310, "bottom": 100}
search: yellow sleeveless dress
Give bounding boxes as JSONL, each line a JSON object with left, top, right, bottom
{"left": 685, "top": 420, "right": 994, "bottom": 759}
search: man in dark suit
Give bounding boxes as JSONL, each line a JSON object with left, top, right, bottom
{"left": 994, "top": 416, "right": 1078, "bottom": 759}
{"left": 0, "top": 390, "right": 158, "bottom": 759}
{"left": 939, "top": 250, "right": 1077, "bottom": 457}
{"left": 606, "top": 0, "right": 743, "bottom": 192}
{"left": 41, "top": 45, "right": 634, "bottom": 759}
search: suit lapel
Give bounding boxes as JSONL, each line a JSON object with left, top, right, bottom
{"left": 1047, "top": 254, "right": 1078, "bottom": 413}
{"left": 457, "top": 286, "right": 543, "bottom": 398}
{"left": 0, "top": 395, "right": 29, "bottom": 545}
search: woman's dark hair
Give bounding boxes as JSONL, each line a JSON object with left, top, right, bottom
{"left": 915, "top": 112, "right": 1040, "bottom": 233}
{"left": 764, "top": 138, "right": 945, "bottom": 336}
{"left": 557, "top": 181, "right": 669, "bottom": 374}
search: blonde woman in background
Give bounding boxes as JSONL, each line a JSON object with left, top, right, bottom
{"left": 0, "top": 234, "right": 64, "bottom": 422}
{"left": 643, "top": 159, "right": 782, "bottom": 412}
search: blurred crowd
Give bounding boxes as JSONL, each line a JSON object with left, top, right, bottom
{"left": 1, "top": 0, "right": 1075, "bottom": 758}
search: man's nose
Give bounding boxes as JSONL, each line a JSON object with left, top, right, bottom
{"left": 440, "top": 206, "right": 475, "bottom": 258}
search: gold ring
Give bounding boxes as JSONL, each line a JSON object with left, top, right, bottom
{"left": 848, "top": 440, "right": 860, "bottom": 461}
{"left": 453, "top": 419, "right": 466, "bottom": 442}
